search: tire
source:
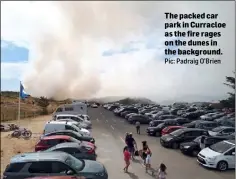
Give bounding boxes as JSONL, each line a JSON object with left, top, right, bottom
{"left": 172, "top": 142, "right": 179, "bottom": 149}
{"left": 217, "top": 161, "right": 228, "bottom": 171}
{"left": 11, "top": 131, "right": 21, "bottom": 138}
{"left": 22, "top": 130, "right": 32, "bottom": 138}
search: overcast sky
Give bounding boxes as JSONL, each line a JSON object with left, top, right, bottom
{"left": 1, "top": 1, "right": 235, "bottom": 103}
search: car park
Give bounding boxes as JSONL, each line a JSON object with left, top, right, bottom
{"left": 3, "top": 152, "right": 108, "bottom": 179}
{"left": 54, "top": 114, "right": 91, "bottom": 127}
{"left": 45, "top": 142, "right": 97, "bottom": 160}
{"left": 160, "top": 128, "right": 208, "bottom": 149}
{"left": 41, "top": 130, "right": 95, "bottom": 144}
{"left": 35, "top": 135, "right": 94, "bottom": 152}
{"left": 208, "top": 126, "right": 235, "bottom": 137}
{"left": 197, "top": 140, "right": 235, "bottom": 171}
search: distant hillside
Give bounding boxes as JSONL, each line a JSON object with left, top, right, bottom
{"left": 116, "top": 97, "right": 156, "bottom": 105}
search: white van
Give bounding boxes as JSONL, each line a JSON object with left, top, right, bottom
{"left": 55, "top": 114, "right": 91, "bottom": 128}
{"left": 43, "top": 121, "right": 91, "bottom": 136}
{"left": 53, "top": 102, "right": 88, "bottom": 117}
{"left": 197, "top": 140, "right": 235, "bottom": 171}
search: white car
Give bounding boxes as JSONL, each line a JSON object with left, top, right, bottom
{"left": 197, "top": 140, "right": 235, "bottom": 171}
{"left": 91, "top": 104, "right": 98, "bottom": 108}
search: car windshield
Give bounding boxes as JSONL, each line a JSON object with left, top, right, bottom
{"left": 211, "top": 127, "right": 223, "bottom": 132}
{"left": 156, "top": 123, "right": 164, "bottom": 128}
{"left": 65, "top": 155, "right": 84, "bottom": 171}
{"left": 193, "top": 136, "right": 202, "bottom": 143}
{"left": 209, "top": 141, "right": 234, "bottom": 153}
{"left": 72, "top": 124, "right": 82, "bottom": 131}
{"left": 170, "top": 129, "right": 184, "bottom": 136}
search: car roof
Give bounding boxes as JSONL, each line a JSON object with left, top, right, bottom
{"left": 10, "top": 151, "right": 68, "bottom": 163}
{"left": 41, "top": 135, "right": 71, "bottom": 140}
{"left": 167, "top": 126, "right": 184, "bottom": 129}
{"left": 181, "top": 128, "right": 206, "bottom": 132}
{"left": 49, "top": 142, "right": 80, "bottom": 150}
{"left": 214, "top": 126, "right": 234, "bottom": 129}
{"left": 56, "top": 114, "right": 78, "bottom": 117}
{"left": 199, "top": 121, "right": 216, "bottom": 123}
{"left": 224, "top": 140, "right": 235, "bottom": 145}
{"left": 45, "top": 130, "right": 76, "bottom": 136}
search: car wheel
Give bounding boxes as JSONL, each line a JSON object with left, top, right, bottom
{"left": 217, "top": 161, "right": 228, "bottom": 171}
{"left": 192, "top": 150, "right": 199, "bottom": 157}
{"left": 172, "top": 142, "right": 179, "bottom": 149}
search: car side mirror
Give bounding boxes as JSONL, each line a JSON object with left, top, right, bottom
{"left": 66, "top": 170, "right": 74, "bottom": 175}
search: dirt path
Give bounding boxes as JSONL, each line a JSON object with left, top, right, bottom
{"left": 1, "top": 115, "right": 51, "bottom": 174}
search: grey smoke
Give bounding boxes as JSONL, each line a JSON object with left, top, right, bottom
{"left": 22, "top": 1, "right": 234, "bottom": 102}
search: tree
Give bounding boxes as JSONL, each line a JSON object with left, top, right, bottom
{"left": 36, "top": 96, "right": 50, "bottom": 114}
{"left": 220, "top": 72, "right": 235, "bottom": 108}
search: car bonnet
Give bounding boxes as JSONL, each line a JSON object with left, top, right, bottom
{"left": 81, "top": 160, "right": 105, "bottom": 173}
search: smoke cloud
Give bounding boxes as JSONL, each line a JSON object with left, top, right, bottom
{"left": 21, "top": 1, "right": 234, "bottom": 102}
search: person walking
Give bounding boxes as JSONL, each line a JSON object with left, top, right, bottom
{"left": 135, "top": 121, "right": 141, "bottom": 134}
{"left": 200, "top": 135, "right": 206, "bottom": 149}
{"left": 123, "top": 146, "right": 131, "bottom": 173}
{"left": 145, "top": 149, "right": 152, "bottom": 172}
{"left": 142, "top": 141, "right": 151, "bottom": 165}
{"left": 157, "top": 163, "right": 167, "bottom": 179}
{"left": 126, "top": 133, "right": 136, "bottom": 159}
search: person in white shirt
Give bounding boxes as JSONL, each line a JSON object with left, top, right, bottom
{"left": 157, "top": 163, "right": 167, "bottom": 179}
{"left": 145, "top": 149, "right": 151, "bottom": 172}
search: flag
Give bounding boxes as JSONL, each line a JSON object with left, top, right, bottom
{"left": 20, "top": 82, "right": 30, "bottom": 99}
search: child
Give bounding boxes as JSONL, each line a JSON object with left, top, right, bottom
{"left": 123, "top": 146, "right": 131, "bottom": 173}
{"left": 157, "top": 163, "right": 167, "bottom": 179}
{"left": 145, "top": 149, "right": 151, "bottom": 172}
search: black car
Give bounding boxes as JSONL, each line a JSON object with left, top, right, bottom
{"left": 146, "top": 119, "right": 179, "bottom": 136}
{"left": 45, "top": 142, "right": 97, "bottom": 160}
{"left": 115, "top": 107, "right": 138, "bottom": 116}
{"left": 195, "top": 121, "right": 218, "bottom": 130}
{"left": 173, "top": 117, "right": 190, "bottom": 125}
{"left": 182, "top": 110, "right": 205, "bottom": 120}
{"left": 208, "top": 126, "right": 235, "bottom": 137}
{"left": 180, "top": 135, "right": 235, "bottom": 157}
{"left": 215, "top": 118, "right": 235, "bottom": 127}
{"left": 3, "top": 152, "right": 108, "bottom": 179}
{"left": 183, "top": 120, "right": 201, "bottom": 128}
{"left": 128, "top": 114, "right": 152, "bottom": 124}
{"left": 42, "top": 130, "right": 95, "bottom": 144}
{"left": 160, "top": 128, "right": 208, "bottom": 149}
{"left": 149, "top": 120, "right": 163, "bottom": 127}
{"left": 120, "top": 111, "right": 135, "bottom": 118}
{"left": 157, "top": 115, "right": 176, "bottom": 120}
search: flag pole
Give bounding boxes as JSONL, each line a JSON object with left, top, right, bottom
{"left": 18, "top": 81, "right": 21, "bottom": 121}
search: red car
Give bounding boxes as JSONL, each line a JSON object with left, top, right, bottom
{"left": 26, "top": 177, "right": 86, "bottom": 179}
{"left": 35, "top": 135, "right": 94, "bottom": 152}
{"left": 161, "top": 126, "right": 185, "bottom": 136}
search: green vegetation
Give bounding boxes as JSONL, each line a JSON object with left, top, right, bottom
{"left": 220, "top": 72, "right": 235, "bottom": 108}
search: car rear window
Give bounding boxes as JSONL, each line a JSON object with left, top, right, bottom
{"left": 5, "top": 163, "right": 25, "bottom": 172}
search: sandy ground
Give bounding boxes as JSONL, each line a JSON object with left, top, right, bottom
{"left": 1, "top": 115, "right": 51, "bottom": 174}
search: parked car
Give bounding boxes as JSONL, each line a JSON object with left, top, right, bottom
{"left": 125, "top": 113, "right": 137, "bottom": 119}
{"left": 146, "top": 119, "right": 179, "bottom": 136}
{"left": 208, "top": 126, "right": 235, "bottom": 137}
{"left": 180, "top": 135, "right": 234, "bottom": 157}
{"left": 91, "top": 104, "right": 98, "bottom": 108}
{"left": 215, "top": 118, "right": 235, "bottom": 127}
{"left": 43, "top": 121, "right": 91, "bottom": 136}
{"left": 41, "top": 130, "right": 95, "bottom": 144}
{"left": 197, "top": 140, "right": 235, "bottom": 171}
{"left": 26, "top": 177, "right": 86, "bottom": 179}
{"left": 160, "top": 128, "right": 208, "bottom": 149}
{"left": 182, "top": 110, "right": 205, "bottom": 120}
{"left": 45, "top": 142, "right": 97, "bottom": 160}
{"left": 35, "top": 135, "right": 94, "bottom": 152}
{"left": 157, "top": 115, "right": 176, "bottom": 120}
{"left": 173, "top": 117, "right": 190, "bottom": 125}
{"left": 54, "top": 114, "right": 91, "bottom": 127}
{"left": 120, "top": 111, "right": 134, "bottom": 118}
{"left": 183, "top": 120, "right": 200, "bottom": 128}
{"left": 3, "top": 152, "right": 108, "bottom": 179}
{"left": 149, "top": 120, "right": 163, "bottom": 127}
{"left": 161, "top": 126, "right": 185, "bottom": 136}
{"left": 128, "top": 114, "right": 152, "bottom": 124}
{"left": 195, "top": 121, "right": 218, "bottom": 130}
{"left": 115, "top": 107, "right": 138, "bottom": 116}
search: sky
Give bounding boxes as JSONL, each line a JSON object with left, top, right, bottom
{"left": 1, "top": 1, "right": 235, "bottom": 103}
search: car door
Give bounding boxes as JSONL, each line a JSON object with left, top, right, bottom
{"left": 27, "top": 161, "right": 53, "bottom": 177}
{"left": 224, "top": 148, "right": 235, "bottom": 168}
{"left": 182, "top": 131, "right": 193, "bottom": 142}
